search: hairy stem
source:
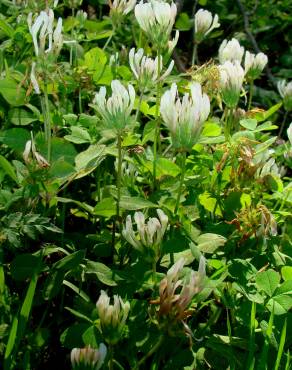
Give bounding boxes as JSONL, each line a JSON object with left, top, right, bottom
{"left": 153, "top": 48, "right": 162, "bottom": 190}
{"left": 174, "top": 151, "right": 187, "bottom": 215}
{"left": 248, "top": 80, "right": 254, "bottom": 111}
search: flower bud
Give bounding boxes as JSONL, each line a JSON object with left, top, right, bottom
{"left": 122, "top": 209, "right": 168, "bottom": 260}
{"left": 129, "top": 48, "right": 174, "bottom": 91}
{"left": 93, "top": 80, "right": 135, "bottom": 133}
{"left": 244, "top": 51, "right": 268, "bottom": 81}
{"left": 160, "top": 82, "right": 210, "bottom": 151}
{"left": 219, "top": 61, "right": 244, "bottom": 108}
{"left": 96, "top": 291, "right": 130, "bottom": 344}
{"left": 70, "top": 344, "right": 107, "bottom": 370}
{"left": 194, "top": 9, "right": 220, "bottom": 44}
{"left": 135, "top": 0, "right": 178, "bottom": 50}
{"left": 278, "top": 80, "right": 292, "bottom": 111}
{"left": 218, "top": 38, "right": 244, "bottom": 64}
{"left": 157, "top": 257, "right": 206, "bottom": 320}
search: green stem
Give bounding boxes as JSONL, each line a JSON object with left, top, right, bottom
{"left": 153, "top": 48, "right": 162, "bottom": 191}
{"left": 40, "top": 79, "right": 51, "bottom": 162}
{"left": 224, "top": 107, "right": 234, "bottom": 142}
{"left": 135, "top": 87, "right": 145, "bottom": 122}
{"left": 135, "top": 335, "right": 163, "bottom": 369}
{"left": 152, "top": 259, "right": 157, "bottom": 286}
{"left": 192, "top": 41, "right": 199, "bottom": 66}
{"left": 69, "top": 8, "right": 75, "bottom": 66}
{"left": 109, "top": 344, "right": 114, "bottom": 370}
{"left": 116, "top": 133, "right": 123, "bottom": 223}
{"left": 174, "top": 151, "right": 187, "bottom": 215}
{"left": 248, "top": 80, "right": 254, "bottom": 110}
{"left": 278, "top": 110, "right": 288, "bottom": 139}
{"left": 103, "top": 27, "right": 114, "bottom": 51}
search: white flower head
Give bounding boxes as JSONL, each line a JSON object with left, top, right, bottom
{"left": 135, "top": 0, "right": 178, "bottom": 50}
{"left": 110, "top": 0, "right": 136, "bottom": 15}
{"left": 160, "top": 82, "right": 210, "bottom": 151}
{"left": 129, "top": 48, "right": 174, "bottom": 90}
{"left": 122, "top": 209, "right": 168, "bottom": 260}
{"left": 218, "top": 38, "right": 244, "bottom": 64}
{"left": 70, "top": 344, "right": 107, "bottom": 370}
{"left": 96, "top": 291, "right": 130, "bottom": 344}
{"left": 219, "top": 60, "right": 245, "bottom": 108}
{"left": 93, "top": 80, "right": 135, "bottom": 132}
{"left": 278, "top": 80, "right": 292, "bottom": 111}
{"left": 194, "top": 9, "right": 220, "bottom": 43}
{"left": 244, "top": 51, "right": 268, "bottom": 80}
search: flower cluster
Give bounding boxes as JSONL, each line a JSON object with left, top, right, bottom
{"left": 71, "top": 344, "right": 107, "bottom": 370}
{"left": 218, "top": 38, "right": 244, "bottom": 64}
{"left": 27, "top": 9, "right": 63, "bottom": 58}
{"left": 218, "top": 61, "right": 245, "bottom": 108}
{"left": 194, "top": 9, "right": 220, "bottom": 44}
{"left": 135, "top": 0, "right": 178, "bottom": 51}
{"left": 96, "top": 290, "right": 130, "bottom": 344}
{"left": 109, "top": 0, "right": 136, "bottom": 25}
{"left": 160, "top": 82, "right": 210, "bottom": 151}
{"left": 122, "top": 209, "right": 168, "bottom": 261}
{"left": 129, "top": 48, "right": 174, "bottom": 91}
{"left": 278, "top": 80, "right": 292, "bottom": 111}
{"left": 157, "top": 257, "right": 206, "bottom": 321}
{"left": 244, "top": 51, "right": 268, "bottom": 81}
{"left": 93, "top": 80, "right": 135, "bottom": 133}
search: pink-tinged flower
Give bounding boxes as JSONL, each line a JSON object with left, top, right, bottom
{"left": 157, "top": 257, "right": 206, "bottom": 320}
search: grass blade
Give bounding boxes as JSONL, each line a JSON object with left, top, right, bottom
{"left": 274, "top": 318, "right": 287, "bottom": 370}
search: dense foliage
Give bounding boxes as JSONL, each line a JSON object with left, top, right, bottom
{"left": 0, "top": 0, "right": 291, "bottom": 369}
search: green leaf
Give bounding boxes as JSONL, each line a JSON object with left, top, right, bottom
{"left": 53, "top": 250, "right": 86, "bottom": 271}
{"left": 253, "top": 103, "right": 282, "bottom": 122}
{"left": 0, "top": 19, "right": 14, "bottom": 37}
{"left": 75, "top": 144, "right": 106, "bottom": 178}
{"left": 43, "top": 269, "right": 65, "bottom": 300}
{"left": 94, "top": 197, "right": 116, "bottom": 218}
{"left": 281, "top": 266, "right": 292, "bottom": 281}
{"left": 196, "top": 233, "right": 226, "bottom": 254}
{"left": 267, "top": 294, "right": 292, "bottom": 315}
{"left": 60, "top": 323, "right": 91, "bottom": 348}
{"left": 0, "top": 128, "right": 30, "bottom": 152}
{"left": 8, "top": 107, "right": 39, "bottom": 126}
{"left": 240, "top": 118, "right": 257, "bottom": 130}
{"left": 144, "top": 158, "right": 181, "bottom": 178}
{"left": 175, "top": 12, "right": 192, "bottom": 31}
{"left": 82, "top": 47, "right": 112, "bottom": 85}
{"left": 198, "top": 191, "right": 222, "bottom": 216}
{"left": 202, "top": 122, "right": 222, "bottom": 137}
{"left": 255, "top": 269, "right": 281, "bottom": 297}
{"left": 56, "top": 197, "right": 94, "bottom": 214}
{"left": 4, "top": 317, "right": 18, "bottom": 370}
{"left": 0, "top": 155, "right": 18, "bottom": 183}
{"left": 0, "top": 78, "right": 26, "bottom": 106}
{"left": 64, "top": 126, "right": 91, "bottom": 144}
{"left": 86, "top": 261, "right": 124, "bottom": 286}
{"left": 120, "top": 196, "right": 157, "bottom": 210}
{"left": 63, "top": 280, "right": 90, "bottom": 302}
{"left": 65, "top": 307, "right": 93, "bottom": 323}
